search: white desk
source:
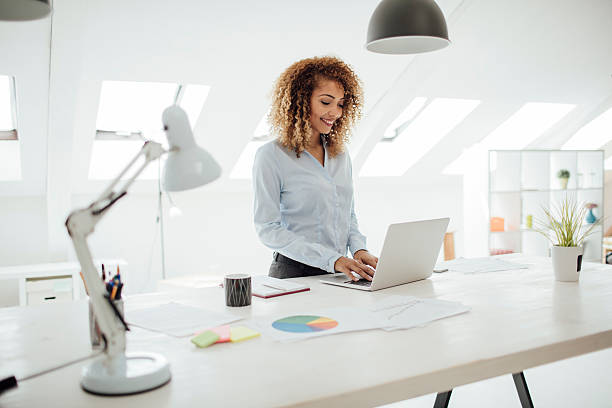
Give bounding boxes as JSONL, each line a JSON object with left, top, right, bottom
{"left": 0, "top": 259, "right": 127, "bottom": 306}
{"left": 1, "top": 255, "right": 612, "bottom": 407}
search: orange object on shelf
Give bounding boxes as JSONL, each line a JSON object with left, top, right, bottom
{"left": 490, "top": 217, "right": 505, "bottom": 232}
{"left": 443, "top": 232, "right": 455, "bottom": 261}
{"left": 490, "top": 248, "right": 514, "bottom": 256}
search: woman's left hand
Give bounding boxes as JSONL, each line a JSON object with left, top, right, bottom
{"left": 354, "top": 250, "right": 378, "bottom": 271}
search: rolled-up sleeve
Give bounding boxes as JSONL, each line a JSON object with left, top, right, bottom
{"left": 252, "top": 145, "right": 343, "bottom": 272}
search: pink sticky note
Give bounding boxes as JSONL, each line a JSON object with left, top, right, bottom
{"left": 211, "top": 325, "right": 231, "bottom": 343}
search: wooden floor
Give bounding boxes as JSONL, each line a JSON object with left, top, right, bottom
{"left": 383, "top": 347, "right": 612, "bottom": 407}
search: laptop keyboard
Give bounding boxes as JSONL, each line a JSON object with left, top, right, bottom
{"left": 346, "top": 279, "right": 372, "bottom": 287}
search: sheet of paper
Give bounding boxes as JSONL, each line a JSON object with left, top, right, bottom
{"left": 369, "top": 295, "right": 470, "bottom": 331}
{"left": 436, "top": 257, "right": 529, "bottom": 273}
{"left": 127, "top": 302, "right": 242, "bottom": 337}
{"left": 251, "top": 307, "right": 388, "bottom": 343}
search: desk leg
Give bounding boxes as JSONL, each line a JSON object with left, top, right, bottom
{"left": 433, "top": 390, "right": 452, "bottom": 408}
{"left": 512, "top": 372, "right": 534, "bottom": 408}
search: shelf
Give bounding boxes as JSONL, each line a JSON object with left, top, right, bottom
{"left": 514, "top": 226, "right": 600, "bottom": 232}
{"left": 490, "top": 188, "right": 603, "bottom": 193}
{"left": 489, "top": 149, "right": 604, "bottom": 260}
{"left": 581, "top": 224, "right": 602, "bottom": 229}
{"left": 490, "top": 190, "right": 522, "bottom": 194}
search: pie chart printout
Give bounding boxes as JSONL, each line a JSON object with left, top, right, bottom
{"left": 272, "top": 315, "right": 339, "bottom": 333}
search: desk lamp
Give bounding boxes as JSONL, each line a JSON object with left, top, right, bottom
{"left": 65, "top": 105, "right": 221, "bottom": 395}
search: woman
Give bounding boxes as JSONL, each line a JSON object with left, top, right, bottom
{"left": 252, "top": 56, "right": 378, "bottom": 281}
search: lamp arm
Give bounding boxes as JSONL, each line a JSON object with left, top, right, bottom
{"left": 94, "top": 141, "right": 167, "bottom": 209}
{"left": 65, "top": 141, "right": 166, "bottom": 358}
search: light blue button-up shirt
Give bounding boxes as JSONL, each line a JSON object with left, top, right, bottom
{"left": 252, "top": 139, "right": 367, "bottom": 273}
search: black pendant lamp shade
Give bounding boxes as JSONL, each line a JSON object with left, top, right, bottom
{"left": 0, "top": 0, "right": 51, "bottom": 21}
{"left": 366, "top": 0, "right": 450, "bottom": 54}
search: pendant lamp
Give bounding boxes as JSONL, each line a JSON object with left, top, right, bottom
{"left": 0, "top": 0, "right": 51, "bottom": 21}
{"left": 366, "top": 0, "right": 450, "bottom": 54}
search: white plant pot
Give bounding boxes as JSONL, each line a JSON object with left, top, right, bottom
{"left": 551, "top": 246, "right": 581, "bottom": 282}
{"left": 558, "top": 177, "right": 569, "bottom": 189}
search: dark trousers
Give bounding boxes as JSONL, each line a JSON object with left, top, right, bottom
{"left": 269, "top": 252, "right": 329, "bottom": 279}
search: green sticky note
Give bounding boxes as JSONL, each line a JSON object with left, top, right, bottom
{"left": 191, "top": 330, "right": 220, "bottom": 348}
{"left": 230, "top": 326, "right": 260, "bottom": 342}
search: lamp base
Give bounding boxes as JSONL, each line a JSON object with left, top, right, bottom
{"left": 81, "top": 352, "right": 171, "bottom": 395}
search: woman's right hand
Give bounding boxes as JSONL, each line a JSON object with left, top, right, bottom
{"left": 334, "top": 257, "right": 375, "bottom": 281}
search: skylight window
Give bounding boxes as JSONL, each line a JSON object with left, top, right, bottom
{"left": 0, "top": 75, "right": 20, "bottom": 180}
{"left": 96, "top": 81, "right": 177, "bottom": 135}
{"left": 89, "top": 80, "right": 210, "bottom": 180}
{"left": 229, "top": 140, "right": 268, "bottom": 179}
{"left": 0, "top": 75, "right": 15, "bottom": 132}
{"left": 230, "top": 110, "right": 273, "bottom": 180}
{"left": 88, "top": 140, "right": 161, "bottom": 180}
{"left": 562, "top": 106, "right": 612, "bottom": 150}
{"left": 360, "top": 97, "right": 480, "bottom": 177}
{"left": 383, "top": 97, "right": 427, "bottom": 139}
{"left": 478, "top": 102, "right": 575, "bottom": 150}
{"left": 176, "top": 84, "right": 210, "bottom": 129}
{"left": 443, "top": 102, "right": 575, "bottom": 175}
{"left": 253, "top": 109, "right": 272, "bottom": 139}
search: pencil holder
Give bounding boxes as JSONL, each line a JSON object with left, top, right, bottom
{"left": 224, "top": 274, "right": 251, "bottom": 307}
{"left": 89, "top": 297, "right": 124, "bottom": 348}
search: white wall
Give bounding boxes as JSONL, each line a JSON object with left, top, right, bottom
{"left": 0, "top": 197, "right": 48, "bottom": 265}
{"left": 0, "top": 197, "right": 48, "bottom": 306}
{"left": 0, "top": 182, "right": 463, "bottom": 306}
{"left": 77, "top": 180, "right": 463, "bottom": 293}
{"left": 354, "top": 179, "right": 464, "bottom": 259}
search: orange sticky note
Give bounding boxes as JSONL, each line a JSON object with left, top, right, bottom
{"left": 211, "top": 325, "right": 231, "bottom": 343}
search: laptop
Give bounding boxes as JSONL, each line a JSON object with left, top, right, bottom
{"left": 320, "top": 217, "right": 450, "bottom": 291}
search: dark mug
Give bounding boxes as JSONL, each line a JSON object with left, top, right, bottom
{"left": 224, "top": 274, "right": 251, "bottom": 307}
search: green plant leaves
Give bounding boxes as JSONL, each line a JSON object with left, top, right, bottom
{"left": 534, "top": 195, "right": 602, "bottom": 247}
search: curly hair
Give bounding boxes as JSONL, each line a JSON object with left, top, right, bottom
{"left": 269, "top": 56, "right": 363, "bottom": 158}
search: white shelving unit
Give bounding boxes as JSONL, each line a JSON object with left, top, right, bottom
{"left": 488, "top": 150, "right": 604, "bottom": 262}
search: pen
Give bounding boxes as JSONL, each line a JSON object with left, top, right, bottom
{"left": 104, "top": 294, "right": 129, "bottom": 331}
{"left": 110, "top": 282, "right": 118, "bottom": 300}
{"left": 101, "top": 264, "right": 106, "bottom": 281}
{"left": 79, "top": 271, "right": 89, "bottom": 295}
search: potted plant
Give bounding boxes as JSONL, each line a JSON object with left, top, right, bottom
{"left": 535, "top": 197, "right": 602, "bottom": 282}
{"left": 557, "top": 169, "right": 570, "bottom": 189}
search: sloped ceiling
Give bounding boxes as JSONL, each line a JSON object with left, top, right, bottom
{"left": 0, "top": 0, "right": 611, "bottom": 199}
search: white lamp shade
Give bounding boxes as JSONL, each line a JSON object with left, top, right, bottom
{"left": 0, "top": 0, "right": 51, "bottom": 21}
{"left": 161, "top": 105, "right": 221, "bottom": 192}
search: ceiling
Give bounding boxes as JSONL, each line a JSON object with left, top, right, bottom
{"left": 0, "top": 0, "right": 611, "bottom": 198}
